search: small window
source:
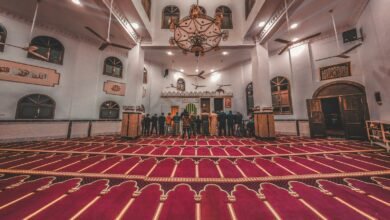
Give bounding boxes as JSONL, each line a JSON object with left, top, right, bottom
{"left": 27, "top": 36, "right": 64, "bottom": 65}
{"left": 0, "top": 24, "right": 7, "bottom": 52}
{"left": 143, "top": 67, "right": 148, "bottom": 84}
{"left": 246, "top": 82, "right": 254, "bottom": 115}
{"left": 271, "top": 76, "right": 293, "bottom": 115}
{"left": 199, "top": 6, "right": 206, "bottom": 15}
{"left": 177, "top": 78, "right": 185, "bottom": 91}
{"left": 162, "top": 5, "right": 180, "bottom": 29}
{"left": 103, "top": 57, "right": 123, "bottom": 78}
{"left": 16, "top": 94, "right": 55, "bottom": 119}
{"left": 100, "top": 101, "right": 120, "bottom": 119}
{"left": 216, "top": 6, "right": 233, "bottom": 29}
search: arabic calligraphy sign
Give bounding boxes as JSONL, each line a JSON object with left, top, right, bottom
{"left": 103, "top": 80, "right": 126, "bottom": 96}
{"left": 0, "top": 59, "right": 60, "bottom": 87}
{"left": 320, "top": 62, "right": 351, "bottom": 81}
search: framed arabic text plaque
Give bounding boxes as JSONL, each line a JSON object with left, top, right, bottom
{"left": 103, "top": 80, "right": 126, "bottom": 96}
{"left": 0, "top": 59, "right": 60, "bottom": 87}
{"left": 320, "top": 62, "right": 351, "bottom": 81}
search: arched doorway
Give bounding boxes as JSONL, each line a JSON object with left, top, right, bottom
{"left": 307, "top": 81, "right": 369, "bottom": 139}
{"left": 185, "top": 103, "right": 197, "bottom": 115}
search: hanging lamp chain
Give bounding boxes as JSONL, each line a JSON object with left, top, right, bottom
{"left": 107, "top": 0, "right": 114, "bottom": 42}
{"left": 29, "top": 0, "right": 41, "bottom": 43}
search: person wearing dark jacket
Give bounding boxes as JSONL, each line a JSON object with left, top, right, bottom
{"left": 195, "top": 115, "right": 202, "bottom": 135}
{"left": 227, "top": 111, "right": 234, "bottom": 136}
{"left": 181, "top": 110, "right": 191, "bottom": 139}
{"left": 143, "top": 114, "right": 151, "bottom": 135}
{"left": 151, "top": 114, "right": 158, "bottom": 135}
{"left": 190, "top": 113, "right": 197, "bottom": 135}
{"left": 235, "top": 112, "right": 243, "bottom": 136}
{"left": 218, "top": 111, "right": 227, "bottom": 136}
{"left": 158, "top": 113, "right": 166, "bottom": 135}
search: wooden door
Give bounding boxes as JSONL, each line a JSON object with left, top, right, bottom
{"left": 201, "top": 98, "right": 210, "bottom": 113}
{"left": 214, "top": 98, "right": 224, "bottom": 112}
{"left": 171, "top": 106, "right": 179, "bottom": 116}
{"left": 306, "top": 99, "right": 326, "bottom": 137}
{"left": 340, "top": 95, "right": 366, "bottom": 139}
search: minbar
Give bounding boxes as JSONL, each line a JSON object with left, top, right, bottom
{"left": 121, "top": 112, "right": 142, "bottom": 140}
{"left": 254, "top": 112, "right": 276, "bottom": 140}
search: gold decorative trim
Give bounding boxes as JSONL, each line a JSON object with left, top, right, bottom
{"left": 0, "top": 168, "right": 389, "bottom": 183}
{"left": 0, "top": 148, "right": 382, "bottom": 159}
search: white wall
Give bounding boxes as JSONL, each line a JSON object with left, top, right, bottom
{"left": 357, "top": 0, "right": 390, "bottom": 121}
{"left": 143, "top": 59, "right": 252, "bottom": 117}
{"left": 0, "top": 13, "right": 144, "bottom": 120}
{"left": 268, "top": 0, "right": 390, "bottom": 121}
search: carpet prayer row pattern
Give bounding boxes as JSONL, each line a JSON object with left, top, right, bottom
{"left": 0, "top": 135, "right": 389, "bottom": 219}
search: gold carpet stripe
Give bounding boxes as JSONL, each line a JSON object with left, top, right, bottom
{"left": 334, "top": 197, "right": 376, "bottom": 220}
{"left": 0, "top": 192, "right": 34, "bottom": 210}
{"left": 70, "top": 196, "right": 101, "bottom": 220}
{"left": 23, "top": 194, "right": 67, "bottom": 220}
{"left": 115, "top": 198, "right": 135, "bottom": 220}
{"left": 299, "top": 199, "right": 327, "bottom": 220}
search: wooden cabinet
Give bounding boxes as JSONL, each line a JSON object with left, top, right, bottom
{"left": 366, "top": 121, "right": 390, "bottom": 151}
{"left": 121, "top": 112, "right": 142, "bottom": 139}
{"left": 254, "top": 112, "right": 275, "bottom": 139}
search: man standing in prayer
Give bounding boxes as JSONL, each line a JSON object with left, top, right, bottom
{"left": 195, "top": 115, "right": 202, "bottom": 135}
{"left": 218, "top": 111, "right": 227, "bottom": 136}
{"left": 173, "top": 112, "right": 181, "bottom": 136}
{"left": 151, "top": 114, "right": 158, "bottom": 135}
{"left": 227, "top": 111, "right": 234, "bottom": 136}
{"left": 190, "top": 113, "right": 197, "bottom": 136}
{"left": 209, "top": 111, "right": 218, "bottom": 136}
{"left": 201, "top": 111, "right": 210, "bottom": 136}
{"left": 165, "top": 113, "right": 172, "bottom": 135}
{"left": 235, "top": 112, "right": 243, "bottom": 136}
{"left": 144, "top": 114, "right": 151, "bottom": 135}
{"left": 181, "top": 110, "right": 191, "bottom": 139}
{"left": 158, "top": 113, "right": 166, "bottom": 135}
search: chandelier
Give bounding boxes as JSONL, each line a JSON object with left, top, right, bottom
{"left": 169, "top": 1, "right": 229, "bottom": 57}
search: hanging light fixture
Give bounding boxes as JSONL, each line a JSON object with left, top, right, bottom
{"left": 169, "top": 0, "right": 229, "bottom": 57}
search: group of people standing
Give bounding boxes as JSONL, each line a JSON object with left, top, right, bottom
{"left": 141, "top": 110, "right": 249, "bottom": 139}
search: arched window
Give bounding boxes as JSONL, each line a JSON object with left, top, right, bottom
{"left": 216, "top": 6, "right": 233, "bottom": 29}
{"left": 16, "top": 94, "right": 55, "bottom": 119}
{"left": 177, "top": 78, "right": 185, "bottom": 91}
{"left": 103, "top": 57, "right": 123, "bottom": 78}
{"left": 246, "top": 82, "right": 254, "bottom": 115}
{"left": 271, "top": 76, "right": 292, "bottom": 115}
{"left": 199, "top": 6, "right": 207, "bottom": 15}
{"left": 100, "top": 101, "right": 120, "bottom": 119}
{"left": 143, "top": 67, "right": 148, "bottom": 84}
{"left": 162, "top": 5, "right": 180, "bottom": 29}
{"left": 27, "top": 36, "right": 64, "bottom": 65}
{"left": 0, "top": 24, "right": 7, "bottom": 52}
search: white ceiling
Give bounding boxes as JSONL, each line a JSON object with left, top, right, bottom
{"left": 144, "top": 46, "right": 253, "bottom": 75}
{"left": 0, "top": 0, "right": 151, "bottom": 48}
{"left": 265, "top": 0, "right": 368, "bottom": 52}
{"left": 0, "top": 0, "right": 369, "bottom": 68}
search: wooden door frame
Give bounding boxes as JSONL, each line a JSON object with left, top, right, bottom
{"left": 311, "top": 81, "right": 370, "bottom": 139}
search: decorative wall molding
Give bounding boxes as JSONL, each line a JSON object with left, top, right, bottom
{"left": 0, "top": 59, "right": 60, "bottom": 87}
{"left": 161, "top": 91, "right": 233, "bottom": 98}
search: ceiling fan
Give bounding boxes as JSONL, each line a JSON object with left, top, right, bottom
{"left": 0, "top": 43, "right": 49, "bottom": 61}
{"left": 216, "top": 84, "right": 231, "bottom": 94}
{"left": 192, "top": 83, "right": 206, "bottom": 90}
{"left": 315, "top": 43, "right": 362, "bottom": 61}
{"left": 188, "top": 70, "right": 206, "bottom": 79}
{"left": 275, "top": 32, "right": 322, "bottom": 55}
{"left": 85, "top": 0, "right": 132, "bottom": 51}
{"left": 0, "top": 0, "right": 49, "bottom": 61}
{"left": 165, "top": 84, "right": 177, "bottom": 89}
{"left": 316, "top": 10, "right": 363, "bottom": 61}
